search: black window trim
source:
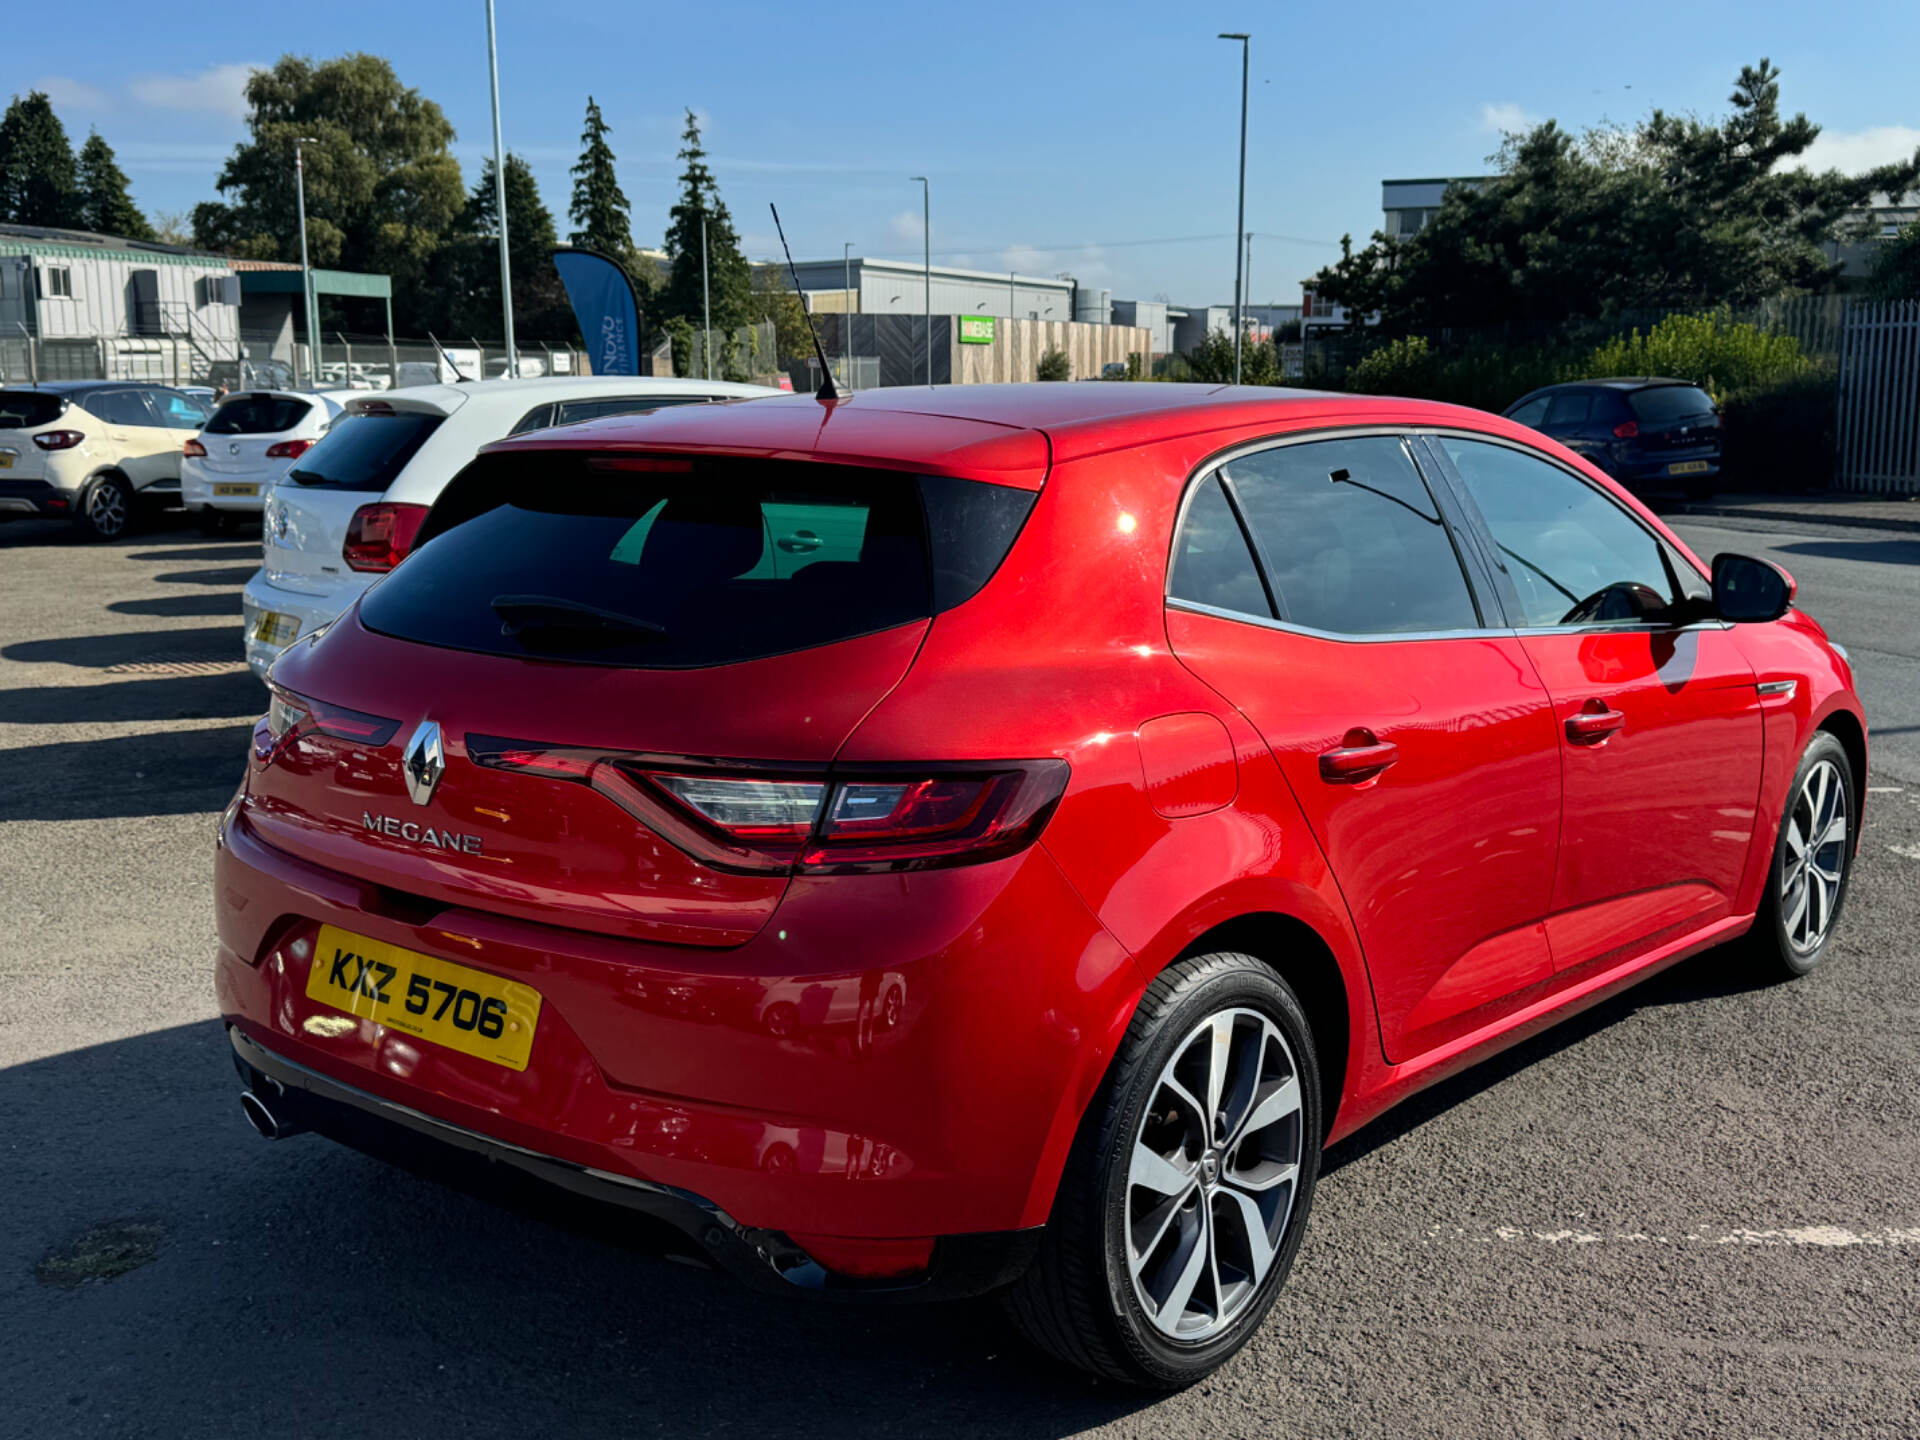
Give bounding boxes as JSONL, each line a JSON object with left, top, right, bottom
{"left": 1165, "top": 424, "right": 1496, "bottom": 645}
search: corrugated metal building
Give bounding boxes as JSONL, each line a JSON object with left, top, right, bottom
{"left": 788, "top": 257, "right": 1079, "bottom": 322}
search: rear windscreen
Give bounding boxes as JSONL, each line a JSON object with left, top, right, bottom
{"left": 1628, "top": 386, "right": 1715, "bottom": 423}
{"left": 205, "top": 394, "right": 312, "bottom": 435}
{"left": 0, "top": 391, "right": 67, "bottom": 429}
{"left": 286, "top": 412, "right": 441, "bottom": 492}
{"left": 361, "top": 455, "right": 1036, "bottom": 668}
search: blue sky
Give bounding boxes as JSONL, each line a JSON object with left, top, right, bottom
{"left": 11, "top": 0, "right": 1919, "bottom": 306}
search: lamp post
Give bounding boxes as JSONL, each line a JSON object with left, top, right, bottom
{"left": 701, "top": 212, "right": 712, "bottom": 381}
{"left": 843, "top": 240, "right": 854, "bottom": 390}
{"left": 1219, "top": 32, "right": 1250, "bottom": 384}
{"left": 910, "top": 176, "right": 930, "bottom": 385}
{"left": 293, "top": 136, "right": 320, "bottom": 387}
{"left": 485, "top": 0, "right": 517, "bottom": 377}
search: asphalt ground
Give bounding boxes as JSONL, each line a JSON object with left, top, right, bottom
{"left": 1, "top": 507, "right": 1916, "bottom": 1439}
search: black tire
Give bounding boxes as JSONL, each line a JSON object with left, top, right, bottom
{"left": 73, "top": 472, "right": 136, "bottom": 541}
{"left": 1745, "top": 730, "right": 1856, "bottom": 980}
{"left": 1003, "top": 951, "right": 1322, "bottom": 1389}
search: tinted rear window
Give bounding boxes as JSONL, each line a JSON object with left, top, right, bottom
{"left": 206, "top": 394, "right": 312, "bottom": 435}
{"left": 1628, "top": 386, "right": 1715, "bottom": 423}
{"left": 363, "top": 456, "right": 1035, "bottom": 668}
{"left": 0, "top": 391, "right": 66, "bottom": 429}
{"left": 286, "top": 412, "right": 441, "bottom": 492}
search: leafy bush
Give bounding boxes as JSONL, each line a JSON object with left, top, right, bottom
{"left": 1183, "top": 329, "right": 1279, "bottom": 385}
{"left": 1581, "top": 311, "right": 1814, "bottom": 401}
{"left": 1719, "top": 364, "right": 1838, "bottom": 492}
{"left": 1346, "top": 336, "right": 1437, "bottom": 396}
{"left": 1346, "top": 333, "right": 1569, "bottom": 411}
{"left": 1036, "top": 347, "right": 1071, "bottom": 381}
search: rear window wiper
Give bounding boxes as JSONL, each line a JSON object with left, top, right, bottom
{"left": 491, "top": 593, "right": 669, "bottom": 640}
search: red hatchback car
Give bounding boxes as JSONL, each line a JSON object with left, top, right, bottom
{"left": 215, "top": 384, "right": 1865, "bottom": 1387}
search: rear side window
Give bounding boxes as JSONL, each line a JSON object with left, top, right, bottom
{"left": 83, "top": 389, "right": 157, "bottom": 427}
{"left": 0, "top": 391, "right": 66, "bottom": 429}
{"left": 206, "top": 394, "right": 312, "bottom": 435}
{"left": 364, "top": 456, "right": 1035, "bottom": 668}
{"left": 554, "top": 395, "right": 717, "bottom": 426}
{"left": 1169, "top": 475, "right": 1271, "bottom": 617}
{"left": 1542, "top": 391, "right": 1595, "bottom": 427}
{"left": 1629, "top": 386, "right": 1715, "bottom": 423}
{"left": 1221, "top": 436, "right": 1480, "bottom": 636}
{"left": 287, "top": 412, "right": 442, "bottom": 492}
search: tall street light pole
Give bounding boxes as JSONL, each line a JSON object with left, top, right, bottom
{"left": 700, "top": 213, "right": 712, "bottom": 381}
{"left": 485, "top": 0, "right": 517, "bottom": 377}
{"left": 843, "top": 240, "right": 854, "bottom": 390}
{"left": 1219, "top": 32, "right": 1250, "bottom": 385}
{"left": 293, "top": 136, "right": 319, "bottom": 388}
{"left": 911, "top": 176, "right": 930, "bottom": 385}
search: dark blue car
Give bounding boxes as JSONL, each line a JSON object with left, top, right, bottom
{"left": 1504, "top": 377, "right": 1721, "bottom": 497}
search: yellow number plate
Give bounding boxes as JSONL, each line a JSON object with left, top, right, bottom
{"left": 1668, "top": 461, "right": 1711, "bottom": 475}
{"left": 306, "top": 924, "right": 543, "bottom": 1071}
{"left": 253, "top": 611, "right": 300, "bottom": 647}
{"left": 0, "top": 452, "right": 13, "bottom": 469}
{"left": 213, "top": 482, "right": 259, "bottom": 496}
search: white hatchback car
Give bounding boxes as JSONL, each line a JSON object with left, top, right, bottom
{"left": 182, "top": 390, "right": 349, "bottom": 530}
{"left": 241, "top": 376, "right": 777, "bottom": 679}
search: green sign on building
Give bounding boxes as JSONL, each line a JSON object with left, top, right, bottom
{"left": 959, "top": 315, "right": 997, "bottom": 344}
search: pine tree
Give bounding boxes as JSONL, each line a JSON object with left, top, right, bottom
{"left": 459, "top": 153, "right": 575, "bottom": 340}
{"left": 0, "top": 91, "right": 79, "bottom": 227}
{"left": 661, "top": 109, "right": 752, "bottom": 375}
{"left": 75, "top": 131, "right": 154, "bottom": 240}
{"left": 567, "top": 97, "right": 632, "bottom": 258}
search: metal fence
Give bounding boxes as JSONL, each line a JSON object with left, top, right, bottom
{"left": 1836, "top": 300, "right": 1920, "bottom": 495}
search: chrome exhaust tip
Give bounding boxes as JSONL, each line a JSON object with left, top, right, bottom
{"left": 239, "top": 1089, "right": 304, "bottom": 1141}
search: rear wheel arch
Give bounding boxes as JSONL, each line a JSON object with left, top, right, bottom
{"left": 1168, "top": 912, "right": 1352, "bottom": 1143}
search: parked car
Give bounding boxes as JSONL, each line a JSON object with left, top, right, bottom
{"left": 0, "top": 380, "right": 211, "bottom": 538}
{"left": 1505, "top": 377, "right": 1721, "bottom": 496}
{"left": 208, "top": 358, "right": 298, "bottom": 392}
{"left": 219, "top": 385, "right": 1865, "bottom": 1384}
{"left": 182, "top": 390, "right": 349, "bottom": 532}
{"left": 240, "top": 376, "right": 778, "bottom": 679}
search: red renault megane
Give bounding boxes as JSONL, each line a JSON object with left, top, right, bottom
{"left": 215, "top": 383, "right": 1865, "bottom": 1387}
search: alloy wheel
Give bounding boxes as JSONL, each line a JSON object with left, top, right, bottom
{"left": 1125, "top": 1006, "right": 1303, "bottom": 1342}
{"left": 88, "top": 481, "right": 128, "bottom": 537}
{"left": 1782, "top": 757, "right": 1848, "bottom": 953}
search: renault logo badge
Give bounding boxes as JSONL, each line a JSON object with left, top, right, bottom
{"left": 402, "top": 720, "right": 445, "bottom": 806}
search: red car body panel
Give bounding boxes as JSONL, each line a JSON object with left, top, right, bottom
{"left": 215, "top": 384, "right": 1866, "bottom": 1263}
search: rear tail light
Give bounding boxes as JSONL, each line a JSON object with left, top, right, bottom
{"left": 182, "top": 438, "right": 208, "bottom": 457}
{"left": 1612, "top": 421, "right": 1640, "bottom": 439}
{"left": 256, "top": 684, "right": 401, "bottom": 762}
{"left": 343, "top": 501, "right": 429, "bottom": 573}
{"left": 265, "top": 438, "right": 315, "bottom": 459}
{"left": 33, "top": 429, "right": 85, "bottom": 450}
{"left": 468, "top": 736, "right": 1069, "bottom": 874}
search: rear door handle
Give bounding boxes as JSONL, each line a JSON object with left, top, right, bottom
{"left": 1319, "top": 734, "right": 1400, "bottom": 784}
{"left": 1565, "top": 703, "right": 1626, "bottom": 744}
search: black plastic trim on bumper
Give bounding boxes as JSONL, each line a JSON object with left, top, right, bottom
{"left": 228, "top": 1027, "right": 1040, "bottom": 1303}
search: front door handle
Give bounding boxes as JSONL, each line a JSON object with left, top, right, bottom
{"left": 1565, "top": 702, "right": 1626, "bottom": 744}
{"left": 1319, "top": 731, "right": 1400, "bottom": 784}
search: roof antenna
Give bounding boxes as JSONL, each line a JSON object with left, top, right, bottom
{"left": 768, "top": 203, "right": 841, "bottom": 402}
{"left": 425, "top": 332, "right": 472, "bottom": 383}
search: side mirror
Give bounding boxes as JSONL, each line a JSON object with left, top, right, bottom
{"left": 1712, "top": 552, "right": 1794, "bottom": 623}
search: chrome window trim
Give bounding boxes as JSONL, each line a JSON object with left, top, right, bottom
{"left": 1168, "top": 596, "right": 1733, "bottom": 645}
{"left": 1410, "top": 425, "right": 1713, "bottom": 587}
{"left": 1167, "top": 425, "right": 1490, "bottom": 639}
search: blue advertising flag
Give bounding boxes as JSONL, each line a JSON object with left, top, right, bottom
{"left": 551, "top": 248, "right": 643, "bottom": 376}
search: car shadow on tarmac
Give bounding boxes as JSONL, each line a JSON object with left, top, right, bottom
{"left": 0, "top": 672, "right": 263, "bottom": 726}
{"left": 0, "top": 1021, "right": 1154, "bottom": 1439}
{"left": 0, "top": 724, "right": 251, "bottom": 821}
{"left": 109, "top": 593, "right": 245, "bottom": 619}
{"left": 2, "top": 626, "right": 243, "bottom": 669}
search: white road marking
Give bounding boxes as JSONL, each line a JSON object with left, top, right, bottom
{"left": 1465, "top": 1225, "right": 1920, "bottom": 1247}
{"left": 1890, "top": 843, "right": 1920, "bottom": 861}
{"left": 1866, "top": 786, "right": 1903, "bottom": 794}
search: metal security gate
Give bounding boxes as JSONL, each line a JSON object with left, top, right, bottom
{"left": 1837, "top": 300, "right": 1920, "bottom": 495}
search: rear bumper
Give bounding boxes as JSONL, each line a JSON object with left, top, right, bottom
{"left": 241, "top": 573, "right": 356, "bottom": 681}
{"left": 229, "top": 1026, "right": 1040, "bottom": 1302}
{"left": 213, "top": 802, "right": 1139, "bottom": 1247}
{"left": 0, "top": 477, "right": 73, "bottom": 515}
{"left": 183, "top": 462, "right": 271, "bottom": 513}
